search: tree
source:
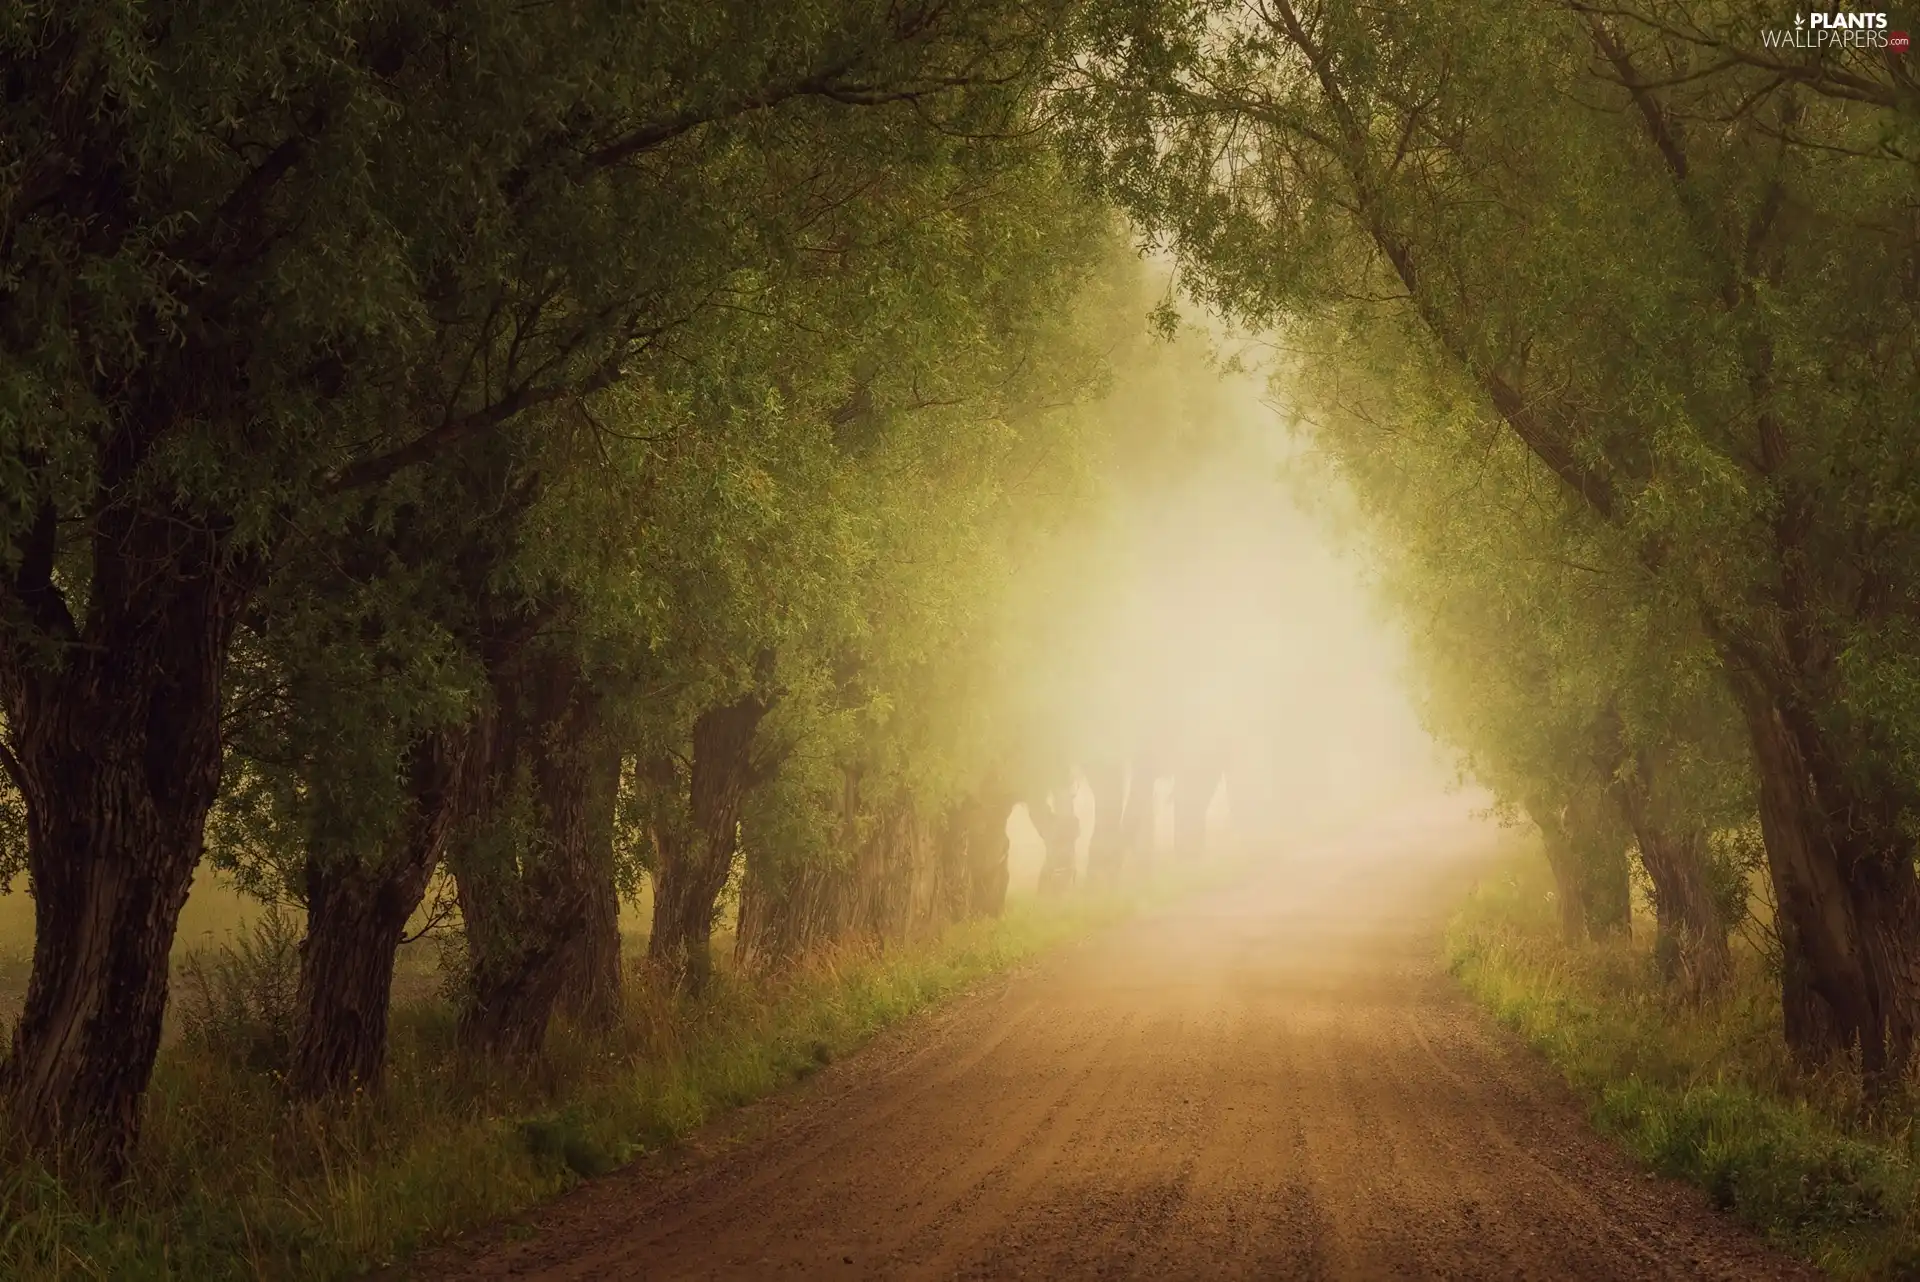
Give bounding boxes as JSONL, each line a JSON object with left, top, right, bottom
{"left": 1065, "top": 0, "right": 1920, "bottom": 1078}
{"left": 0, "top": 0, "right": 1077, "bottom": 1173}
{"left": 982, "top": 269, "right": 1245, "bottom": 882}
{"left": 599, "top": 121, "right": 1122, "bottom": 987}
{"left": 1277, "top": 310, "right": 1749, "bottom": 986}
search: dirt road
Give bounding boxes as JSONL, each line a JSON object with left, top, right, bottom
{"left": 409, "top": 808, "right": 1818, "bottom": 1281}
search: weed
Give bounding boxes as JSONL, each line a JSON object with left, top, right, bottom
{"left": 175, "top": 906, "right": 303, "bottom": 1072}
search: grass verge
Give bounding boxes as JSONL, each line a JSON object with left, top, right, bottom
{"left": 1448, "top": 849, "right": 1920, "bottom": 1278}
{"left": 0, "top": 861, "right": 1229, "bottom": 1281}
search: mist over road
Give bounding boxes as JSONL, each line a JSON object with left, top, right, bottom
{"left": 409, "top": 807, "right": 1814, "bottom": 1281}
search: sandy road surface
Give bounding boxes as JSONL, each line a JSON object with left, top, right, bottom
{"left": 407, "top": 807, "right": 1819, "bottom": 1281}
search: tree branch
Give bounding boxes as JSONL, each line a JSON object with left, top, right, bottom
{"left": 327, "top": 353, "right": 628, "bottom": 495}
{"left": 11, "top": 498, "right": 79, "bottom": 645}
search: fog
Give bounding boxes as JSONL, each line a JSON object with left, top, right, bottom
{"left": 1006, "top": 348, "right": 1456, "bottom": 889}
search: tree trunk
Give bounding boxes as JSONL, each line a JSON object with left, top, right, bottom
{"left": 0, "top": 509, "right": 246, "bottom": 1182}
{"left": 1028, "top": 786, "right": 1078, "bottom": 895}
{"left": 647, "top": 692, "right": 770, "bottom": 991}
{"left": 1730, "top": 669, "right": 1877, "bottom": 1069}
{"left": 1612, "top": 763, "right": 1731, "bottom": 1000}
{"left": 1586, "top": 857, "right": 1633, "bottom": 937}
{"left": 1566, "top": 786, "right": 1631, "bottom": 938}
{"left": 451, "top": 645, "right": 614, "bottom": 1058}
{"left": 1846, "top": 848, "right": 1920, "bottom": 1087}
{"left": 964, "top": 782, "right": 1014, "bottom": 918}
{"left": 289, "top": 726, "right": 472, "bottom": 1100}
{"left": 1726, "top": 652, "right": 1920, "bottom": 1085}
{"left": 1778, "top": 910, "right": 1842, "bottom": 1065}
{"left": 933, "top": 802, "right": 972, "bottom": 926}
{"left": 846, "top": 798, "right": 942, "bottom": 945}
{"left": 556, "top": 738, "right": 624, "bottom": 1032}
{"left": 739, "top": 765, "right": 867, "bottom": 966}
{"left": 1082, "top": 759, "right": 1125, "bottom": 886}
{"left": 738, "top": 849, "right": 846, "bottom": 967}
{"left": 1531, "top": 804, "right": 1592, "bottom": 945}
{"left": 647, "top": 824, "right": 725, "bottom": 990}
{"left": 737, "top": 782, "right": 953, "bottom": 965}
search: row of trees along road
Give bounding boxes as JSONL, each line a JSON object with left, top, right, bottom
{"left": 1062, "top": 0, "right": 1920, "bottom": 1086}
{"left": 0, "top": 0, "right": 1207, "bottom": 1184}
{"left": 17, "top": 0, "right": 1918, "bottom": 1194}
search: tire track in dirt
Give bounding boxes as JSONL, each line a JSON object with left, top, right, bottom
{"left": 404, "top": 807, "right": 1823, "bottom": 1281}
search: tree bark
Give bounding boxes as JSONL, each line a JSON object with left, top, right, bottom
{"left": 1778, "top": 911, "right": 1842, "bottom": 1066}
{"left": 555, "top": 736, "right": 624, "bottom": 1032}
{"left": 451, "top": 645, "right": 614, "bottom": 1057}
{"left": 1846, "top": 849, "right": 1920, "bottom": 1087}
{"left": 1611, "top": 760, "right": 1731, "bottom": 1000}
{"left": 964, "top": 782, "right": 1014, "bottom": 918}
{"left": 738, "top": 850, "right": 844, "bottom": 967}
{"left": 933, "top": 801, "right": 972, "bottom": 926}
{"left": 1565, "top": 786, "right": 1631, "bottom": 939}
{"left": 737, "top": 766, "right": 864, "bottom": 967}
{"left": 1726, "top": 651, "right": 1920, "bottom": 1084}
{"left": 647, "top": 692, "right": 771, "bottom": 991}
{"left": 847, "top": 800, "right": 932, "bottom": 944}
{"left": 1530, "top": 804, "right": 1593, "bottom": 945}
{"left": 1729, "top": 667, "right": 1883, "bottom": 1070}
{"left": 0, "top": 505, "right": 247, "bottom": 1182}
{"left": 288, "top": 726, "right": 472, "bottom": 1100}
{"left": 647, "top": 829, "right": 725, "bottom": 990}
{"left": 738, "top": 780, "right": 963, "bottom": 967}
{"left": 1082, "top": 759, "right": 1125, "bottom": 886}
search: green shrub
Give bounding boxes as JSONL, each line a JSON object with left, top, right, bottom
{"left": 174, "top": 906, "right": 303, "bottom": 1072}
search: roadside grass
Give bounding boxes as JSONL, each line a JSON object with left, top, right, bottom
{"left": 0, "top": 859, "right": 1232, "bottom": 1281}
{"left": 1448, "top": 850, "right": 1920, "bottom": 1279}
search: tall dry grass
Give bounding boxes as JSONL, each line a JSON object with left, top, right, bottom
{"left": 0, "top": 858, "right": 1230, "bottom": 1281}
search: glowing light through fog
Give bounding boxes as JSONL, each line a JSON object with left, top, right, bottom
{"left": 1006, "top": 346, "right": 1447, "bottom": 882}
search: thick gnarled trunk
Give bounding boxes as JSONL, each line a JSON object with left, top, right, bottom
{"left": 962, "top": 781, "right": 1015, "bottom": 918}
{"left": 1728, "top": 657, "right": 1920, "bottom": 1081}
{"left": 1531, "top": 805, "right": 1593, "bottom": 945}
{"left": 648, "top": 693, "right": 770, "bottom": 990}
{"left": 738, "top": 852, "right": 848, "bottom": 967}
{"left": 451, "top": 647, "right": 616, "bottom": 1057}
{"left": 737, "top": 768, "right": 860, "bottom": 967}
{"left": 289, "top": 727, "right": 472, "bottom": 1099}
{"left": 1, "top": 509, "right": 246, "bottom": 1181}
{"left": 648, "top": 822, "right": 726, "bottom": 990}
{"left": 556, "top": 765, "right": 624, "bottom": 1032}
{"left": 1567, "top": 788, "right": 1631, "bottom": 938}
{"left": 845, "top": 800, "right": 940, "bottom": 944}
{"left": 1734, "top": 670, "right": 1877, "bottom": 1069}
{"left": 1612, "top": 763, "right": 1730, "bottom": 1000}
{"left": 1531, "top": 787, "right": 1630, "bottom": 944}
